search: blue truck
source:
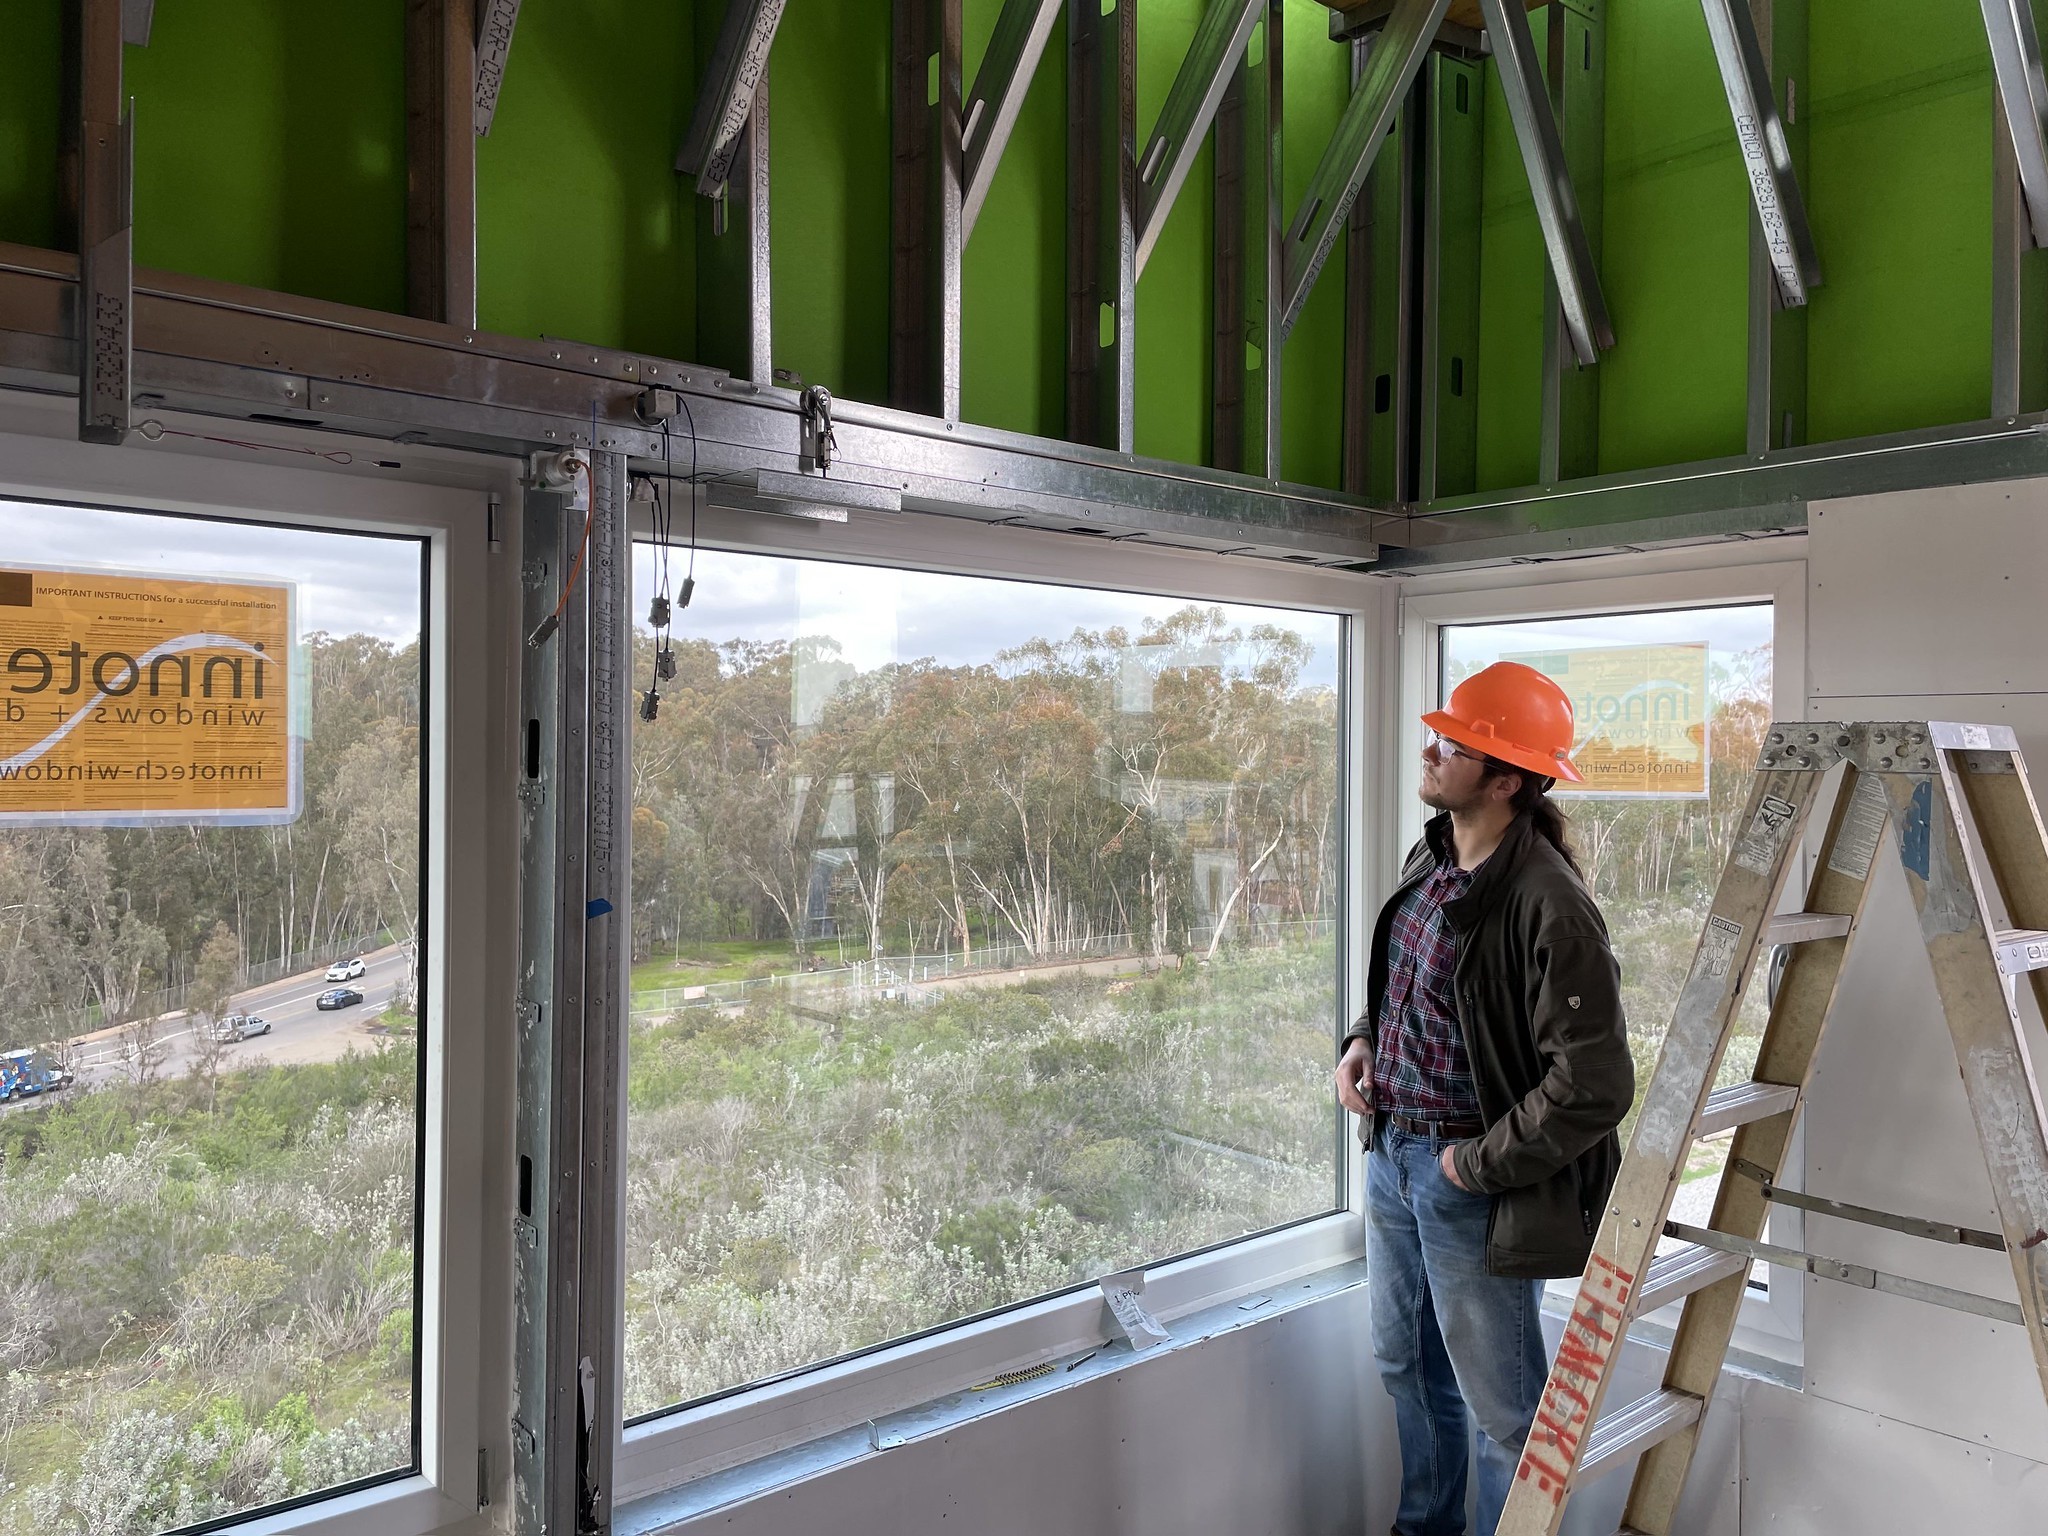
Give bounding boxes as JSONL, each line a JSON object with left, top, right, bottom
{"left": 0, "top": 1049, "right": 73, "bottom": 1100}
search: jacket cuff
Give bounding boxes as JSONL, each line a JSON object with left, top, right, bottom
{"left": 1450, "top": 1140, "right": 1491, "bottom": 1195}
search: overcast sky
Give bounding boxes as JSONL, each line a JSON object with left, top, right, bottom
{"left": 632, "top": 546, "right": 1343, "bottom": 689}
{"left": 0, "top": 498, "right": 424, "bottom": 642}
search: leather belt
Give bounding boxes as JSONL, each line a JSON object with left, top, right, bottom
{"left": 1384, "top": 1111, "right": 1484, "bottom": 1140}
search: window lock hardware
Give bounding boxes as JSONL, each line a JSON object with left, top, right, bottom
{"left": 801, "top": 385, "right": 838, "bottom": 473}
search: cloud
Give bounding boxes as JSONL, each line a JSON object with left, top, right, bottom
{"left": 0, "top": 499, "right": 423, "bottom": 644}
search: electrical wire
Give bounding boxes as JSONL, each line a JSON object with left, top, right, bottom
{"left": 138, "top": 419, "right": 353, "bottom": 464}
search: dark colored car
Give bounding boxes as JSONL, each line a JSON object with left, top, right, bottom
{"left": 315, "top": 987, "right": 365, "bottom": 1011}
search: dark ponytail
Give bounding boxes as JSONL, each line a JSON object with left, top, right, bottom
{"left": 1482, "top": 758, "right": 1583, "bottom": 878}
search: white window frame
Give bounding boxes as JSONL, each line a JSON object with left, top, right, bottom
{"left": 0, "top": 391, "right": 512, "bottom": 1536}
{"left": 1390, "top": 541, "right": 1809, "bottom": 1362}
{"left": 611, "top": 500, "right": 1387, "bottom": 1502}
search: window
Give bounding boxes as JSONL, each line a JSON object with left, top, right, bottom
{"left": 1440, "top": 604, "right": 1776, "bottom": 1268}
{"left": 623, "top": 547, "right": 1345, "bottom": 1419}
{"left": 0, "top": 499, "right": 426, "bottom": 1533}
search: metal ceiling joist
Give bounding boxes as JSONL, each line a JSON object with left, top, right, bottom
{"left": 1067, "top": 0, "right": 1137, "bottom": 454}
{"left": 1278, "top": 0, "right": 1450, "bottom": 344}
{"left": 1213, "top": 0, "right": 1283, "bottom": 478}
{"left": 77, "top": 0, "right": 130, "bottom": 446}
{"left": 1983, "top": 0, "right": 2048, "bottom": 248}
{"left": 891, "top": 0, "right": 964, "bottom": 420}
{"left": 472, "top": 0, "right": 521, "bottom": 136}
{"left": 406, "top": 0, "right": 478, "bottom": 329}
{"left": 1699, "top": 0, "right": 1820, "bottom": 307}
{"left": 676, "top": 0, "right": 787, "bottom": 197}
{"left": 1418, "top": 52, "right": 1483, "bottom": 502}
{"left": 962, "top": 0, "right": 1062, "bottom": 240}
{"left": 0, "top": 243, "right": 1382, "bottom": 561}
{"left": 1135, "top": 0, "right": 1266, "bottom": 278}
{"left": 1481, "top": 0, "right": 1612, "bottom": 366}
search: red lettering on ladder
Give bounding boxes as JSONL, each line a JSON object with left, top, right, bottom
{"left": 1517, "top": 1252, "right": 1643, "bottom": 1508}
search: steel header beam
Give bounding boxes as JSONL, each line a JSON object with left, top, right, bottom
{"left": 962, "top": 0, "right": 1063, "bottom": 240}
{"left": 676, "top": 0, "right": 788, "bottom": 196}
{"left": 1135, "top": 0, "right": 1265, "bottom": 277}
{"left": 1279, "top": 0, "right": 1451, "bottom": 344}
{"left": 1700, "top": 0, "right": 1820, "bottom": 306}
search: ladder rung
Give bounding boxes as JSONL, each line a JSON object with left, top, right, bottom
{"left": 1993, "top": 929, "right": 2048, "bottom": 976}
{"left": 1696, "top": 1081, "right": 1800, "bottom": 1137}
{"left": 1764, "top": 911, "right": 1852, "bottom": 945}
{"left": 1579, "top": 1389, "right": 1705, "bottom": 1483}
{"left": 1636, "top": 1242, "right": 1749, "bottom": 1315}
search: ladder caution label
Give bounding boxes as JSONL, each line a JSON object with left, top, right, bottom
{"left": 1698, "top": 916, "right": 1742, "bottom": 979}
{"left": 1733, "top": 793, "right": 1797, "bottom": 874}
{"left": 1827, "top": 772, "right": 1889, "bottom": 879}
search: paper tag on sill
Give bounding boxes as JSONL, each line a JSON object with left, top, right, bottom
{"left": 1100, "top": 1269, "right": 1170, "bottom": 1351}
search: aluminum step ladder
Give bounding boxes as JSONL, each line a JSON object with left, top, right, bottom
{"left": 1495, "top": 721, "right": 2048, "bottom": 1536}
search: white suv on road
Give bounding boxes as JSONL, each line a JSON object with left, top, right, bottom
{"left": 324, "top": 957, "right": 367, "bottom": 982}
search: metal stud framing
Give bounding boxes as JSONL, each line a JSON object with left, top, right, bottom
{"left": 473, "top": 0, "right": 522, "bottom": 137}
{"left": 1213, "top": 1, "right": 1283, "bottom": 477}
{"left": 513, "top": 453, "right": 629, "bottom": 1536}
{"left": 1700, "top": 0, "right": 1820, "bottom": 310}
{"left": 695, "top": 68, "right": 774, "bottom": 391}
{"left": 406, "top": 0, "right": 479, "bottom": 329}
{"left": 962, "top": 0, "right": 1063, "bottom": 240}
{"left": 1342, "top": 32, "right": 1418, "bottom": 501}
{"left": 1279, "top": 0, "right": 1450, "bottom": 345}
{"left": 1535, "top": 0, "right": 1606, "bottom": 485}
{"left": 1995, "top": 79, "right": 2048, "bottom": 421}
{"left": 1982, "top": 0, "right": 2048, "bottom": 248}
{"left": 1742, "top": 0, "right": 1811, "bottom": 455}
{"left": 1418, "top": 51, "right": 1483, "bottom": 501}
{"left": 75, "top": 0, "right": 130, "bottom": 446}
{"left": 891, "top": 0, "right": 965, "bottom": 420}
{"left": 1137, "top": 0, "right": 1265, "bottom": 278}
{"left": 1067, "top": 0, "right": 1138, "bottom": 453}
{"left": 677, "top": 0, "right": 787, "bottom": 196}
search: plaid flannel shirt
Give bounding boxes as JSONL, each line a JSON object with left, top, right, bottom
{"left": 1373, "top": 855, "right": 1484, "bottom": 1122}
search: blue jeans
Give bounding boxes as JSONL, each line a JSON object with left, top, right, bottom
{"left": 1367, "top": 1125, "right": 1546, "bottom": 1536}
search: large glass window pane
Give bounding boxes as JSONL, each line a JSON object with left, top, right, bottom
{"left": 625, "top": 549, "right": 1344, "bottom": 1416}
{"left": 1441, "top": 605, "right": 1774, "bottom": 1267}
{"left": 0, "top": 502, "right": 425, "bottom": 1532}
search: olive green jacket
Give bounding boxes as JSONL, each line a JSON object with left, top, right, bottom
{"left": 1348, "top": 810, "right": 1634, "bottom": 1278}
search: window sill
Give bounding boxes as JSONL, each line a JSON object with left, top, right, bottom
{"left": 614, "top": 1211, "right": 1362, "bottom": 1510}
{"left": 617, "top": 1254, "right": 1370, "bottom": 1535}
{"left": 215, "top": 1476, "right": 484, "bottom": 1536}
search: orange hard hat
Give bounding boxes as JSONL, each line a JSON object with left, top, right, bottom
{"left": 1422, "top": 660, "right": 1584, "bottom": 785}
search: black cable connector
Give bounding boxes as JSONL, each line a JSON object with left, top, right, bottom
{"left": 678, "top": 574, "right": 695, "bottom": 610}
{"left": 639, "top": 687, "right": 661, "bottom": 722}
{"left": 526, "top": 613, "right": 560, "bottom": 649}
{"left": 648, "top": 595, "right": 671, "bottom": 629}
{"left": 656, "top": 648, "right": 676, "bottom": 681}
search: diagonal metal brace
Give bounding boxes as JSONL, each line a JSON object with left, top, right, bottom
{"left": 676, "top": 0, "right": 788, "bottom": 196}
{"left": 1481, "top": 0, "right": 1614, "bottom": 364}
{"left": 1699, "top": 0, "right": 1820, "bottom": 305}
{"left": 1278, "top": 0, "right": 1450, "bottom": 343}
{"left": 1982, "top": 0, "right": 2048, "bottom": 248}
{"left": 963, "top": 0, "right": 1063, "bottom": 240}
{"left": 473, "top": 0, "right": 522, "bottom": 137}
{"left": 1134, "top": 0, "right": 1265, "bottom": 277}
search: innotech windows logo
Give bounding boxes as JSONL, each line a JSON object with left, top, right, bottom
{"left": 0, "top": 566, "right": 303, "bottom": 827}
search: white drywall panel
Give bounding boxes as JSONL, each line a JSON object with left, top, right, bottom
{"left": 1736, "top": 1377, "right": 2048, "bottom": 1532}
{"left": 1808, "top": 482, "right": 2048, "bottom": 699}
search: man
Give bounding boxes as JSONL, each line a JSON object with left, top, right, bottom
{"left": 1335, "top": 661, "right": 1634, "bottom": 1536}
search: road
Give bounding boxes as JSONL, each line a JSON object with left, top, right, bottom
{"left": 52, "top": 943, "right": 413, "bottom": 1096}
